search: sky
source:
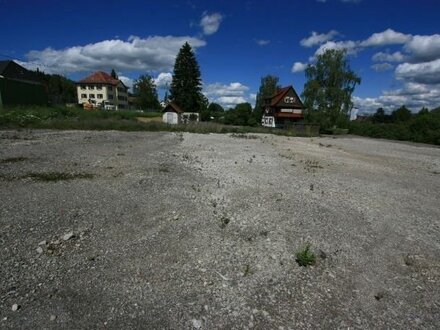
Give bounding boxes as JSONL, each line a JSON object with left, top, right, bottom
{"left": 1, "top": 0, "right": 439, "bottom": 113}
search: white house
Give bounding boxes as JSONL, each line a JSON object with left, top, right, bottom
{"left": 76, "top": 71, "right": 128, "bottom": 110}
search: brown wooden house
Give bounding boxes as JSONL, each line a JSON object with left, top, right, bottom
{"left": 261, "top": 85, "right": 304, "bottom": 128}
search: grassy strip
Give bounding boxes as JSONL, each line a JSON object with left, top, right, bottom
{"left": 0, "top": 106, "right": 319, "bottom": 137}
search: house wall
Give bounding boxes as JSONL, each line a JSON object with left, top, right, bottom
{"left": 77, "top": 84, "right": 111, "bottom": 104}
{"left": 163, "top": 112, "right": 180, "bottom": 124}
{"left": 0, "top": 78, "right": 48, "bottom": 106}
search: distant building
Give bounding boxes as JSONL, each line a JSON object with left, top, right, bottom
{"left": 76, "top": 71, "right": 128, "bottom": 110}
{"left": 0, "top": 60, "right": 48, "bottom": 107}
{"left": 162, "top": 102, "right": 184, "bottom": 124}
{"left": 261, "top": 85, "right": 304, "bottom": 128}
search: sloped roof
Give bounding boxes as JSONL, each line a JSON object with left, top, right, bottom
{"left": 0, "top": 60, "right": 41, "bottom": 84}
{"left": 163, "top": 102, "right": 184, "bottom": 114}
{"left": 268, "top": 86, "right": 291, "bottom": 106}
{"left": 78, "top": 71, "right": 121, "bottom": 86}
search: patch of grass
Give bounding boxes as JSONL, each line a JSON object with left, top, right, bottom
{"left": 26, "top": 172, "right": 94, "bottom": 182}
{"left": 243, "top": 264, "right": 252, "bottom": 277}
{"left": 0, "top": 172, "right": 94, "bottom": 182}
{"left": 0, "top": 157, "right": 28, "bottom": 163}
{"left": 230, "top": 133, "right": 259, "bottom": 139}
{"left": 296, "top": 244, "right": 316, "bottom": 267}
{"left": 159, "top": 166, "right": 170, "bottom": 173}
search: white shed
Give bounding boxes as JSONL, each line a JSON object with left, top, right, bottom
{"left": 162, "top": 102, "right": 184, "bottom": 124}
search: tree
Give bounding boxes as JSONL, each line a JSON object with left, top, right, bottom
{"left": 208, "top": 102, "right": 224, "bottom": 113}
{"left": 110, "top": 69, "right": 118, "bottom": 79}
{"left": 391, "top": 105, "right": 412, "bottom": 122}
{"left": 373, "top": 108, "right": 386, "bottom": 123}
{"left": 133, "top": 74, "right": 160, "bottom": 110}
{"left": 169, "top": 42, "right": 204, "bottom": 112}
{"left": 254, "top": 75, "right": 280, "bottom": 121}
{"left": 302, "top": 49, "right": 361, "bottom": 129}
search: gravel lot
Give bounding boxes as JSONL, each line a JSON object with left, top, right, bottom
{"left": 1, "top": 129, "right": 439, "bottom": 329}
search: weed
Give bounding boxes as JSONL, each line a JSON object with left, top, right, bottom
{"left": 159, "top": 167, "right": 170, "bottom": 173}
{"left": 230, "top": 133, "right": 259, "bottom": 139}
{"left": 296, "top": 244, "right": 316, "bottom": 267}
{"left": 0, "top": 157, "right": 28, "bottom": 163}
{"left": 243, "top": 264, "right": 252, "bottom": 277}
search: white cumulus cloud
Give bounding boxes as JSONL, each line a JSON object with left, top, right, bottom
{"left": 372, "top": 51, "right": 405, "bottom": 62}
{"left": 200, "top": 12, "right": 223, "bottom": 35}
{"left": 404, "top": 34, "right": 440, "bottom": 63}
{"left": 22, "top": 36, "right": 206, "bottom": 74}
{"left": 300, "top": 30, "right": 339, "bottom": 47}
{"left": 371, "top": 63, "right": 394, "bottom": 72}
{"left": 292, "top": 62, "right": 308, "bottom": 73}
{"left": 204, "top": 82, "right": 252, "bottom": 108}
{"left": 256, "top": 39, "right": 270, "bottom": 46}
{"left": 395, "top": 58, "right": 440, "bottom": 84}
{"left": 360, "top": 29, "right": 411, "bottom": 47}
{"left": 154, "top": 72, "right": 173, "bottom": 89}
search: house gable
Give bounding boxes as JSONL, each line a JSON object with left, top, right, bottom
{"left": 271, "top": 86, "right": 303, "bottom": 109}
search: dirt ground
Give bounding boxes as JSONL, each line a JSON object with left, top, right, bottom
{"left": 0, "top": 129, "right": 439, "bottom": 329}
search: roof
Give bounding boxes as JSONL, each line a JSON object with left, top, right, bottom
{"left": 0, "top": 60, "right": 42, "bottom": 84}
{"left": 266, "top": 85, "right": 304, "bottom": 108}
{"left": 267, "top": 86, "right": 291, "bottom": 106}
{"left": 163, "top": 102, "right": 184, "bottom": 114}
{"left": 78, "top": 71, "right": 122, "bottom": 86}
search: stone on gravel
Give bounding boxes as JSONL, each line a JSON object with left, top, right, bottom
{"left": 36, "top": 247, "right": 43, "bottom": 254}
{"left": 38, "top": 240, "right": 47, "bottom": 246}
{"left": 50, "top": 315, "right": 56, "bottom": 321}
{"left": 11, "top": 304, "right": 20, "bottom": 311}
{"left": 62, "top": 232, "right": 74, "bottom": 241}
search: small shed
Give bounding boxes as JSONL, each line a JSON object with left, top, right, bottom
{"left": 162, "top": 102, "right": 184, "bottom": 124}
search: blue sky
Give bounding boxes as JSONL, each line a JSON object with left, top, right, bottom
{"left": 1, "top": 0, "right": 439, "bottom": 112}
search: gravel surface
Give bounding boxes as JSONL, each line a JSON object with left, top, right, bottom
{"left": 0, "top": 129, "right": 439, "bottom": 329}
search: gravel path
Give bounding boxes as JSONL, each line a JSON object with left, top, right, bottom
{"left": 0, "top": 130, "right": 439, "bottom": 329}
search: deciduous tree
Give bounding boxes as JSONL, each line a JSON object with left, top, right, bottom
{"left": 302, "top": 49, "right": 361, "bottom": 129}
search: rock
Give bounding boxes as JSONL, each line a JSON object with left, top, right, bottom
{"left": 36, "top": 247, "right": 43, "bottom": 254}
{"left": 50, "top": 315, "right": 56, "bottom": 321}
{"left": 38, "top": 240, "right": 47, "bottom": 246}
{"left": 62, "top": 232, "right": 74, "bottom": 241}
{"left": 11, "top": 303, "right": 20, "bottom": 311}
{"left": 192, "top": 319, "right": 202, "bottom": 329}
{"left": 173, "top": 215, "right": 179, "bottom": 221}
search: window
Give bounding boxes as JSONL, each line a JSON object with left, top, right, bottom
{"left": 96, "top": 85, "right": 102, "bottom": 90}
{"left": 108, "top": 95, "right": 113, "bottom": 100}
{"left": 89, "top": 85, "right": 94, "bottom": 90}
{"left": 80, "top": 85, "right": 86, "bottom": 90}
{"left": 97, "top": 94, "right": 103, "bottom": 99}
{"left": 81, "top": 94, "right": 87, "bottom": 98}
{"left": 89, "top": 94, "right": 95, "bottom": 99}
{"left": 108, "top": 86, "right": 113, "bottom": 91}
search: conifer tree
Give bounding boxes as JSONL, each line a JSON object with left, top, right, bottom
{"left": 169, "top": 42, "right": 203, "bottom": 112}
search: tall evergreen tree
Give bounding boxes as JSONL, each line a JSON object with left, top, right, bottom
{"left": 110, "top": 69, "right": 118, "bottom": 79}
{"left": 169, "top": 42, "right": 203, "bottom": 112}
{"left": 254, "top": 75, "right": 280, "bottom": 122}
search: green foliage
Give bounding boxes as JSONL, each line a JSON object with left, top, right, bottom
{"left": 350, "top": 107, "right": 440, "bottom": 145}
{"left": 302, "top": 49, "right": 361, "bottom": 130}
{"left": 296, "top": 244, "right": 316, "bottom": 267}
{"left": 32, "top": 70, "right": 76, "bottom": 104}
{"left": 391, "top": 105, "right": 412, "bottom": 122}
{"left": 254, "top": 75, "right": 280, "bottom": 121}
{"left": 170, "top": 42, "right": 204, "bottom": 113}
{"left": 133, "top": 75, "right": 161, "bottom": 110}
{"left": 223, "top": 102, "right": 257, "bottom": 126}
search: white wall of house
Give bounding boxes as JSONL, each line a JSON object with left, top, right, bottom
{"left": 163, "top": 112, "right": 180, "bottom": 124}
{"left": 77, "top": 83, "right": 128, "bottom": 110}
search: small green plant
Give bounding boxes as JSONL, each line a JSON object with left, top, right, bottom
{"left": 243, "top": 264, "right": 252, "bottom": 277}
{"left": 296, "top": 244, "right": 316, "bottom": 267}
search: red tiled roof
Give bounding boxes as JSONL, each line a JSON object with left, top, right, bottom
{"left": 78, "top": 71, "right": 120, "bottom": 85}
{"left": 268, "top": 86, "right": 291, "bottom": 106}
